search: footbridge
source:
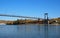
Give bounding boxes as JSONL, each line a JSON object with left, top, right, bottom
{"left": 0, "top": 14, "right": 43, "bottom": 20}
{"left": 0, "top": 13, "right": 49, "bottom": 24}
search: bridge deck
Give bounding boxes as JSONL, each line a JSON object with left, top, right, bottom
{"left": 0, "top": 14, "right": 42, "bottom": 19}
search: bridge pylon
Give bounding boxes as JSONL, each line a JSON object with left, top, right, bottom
{"left": 44, "top": 13, "right": 48, "bottom": 24}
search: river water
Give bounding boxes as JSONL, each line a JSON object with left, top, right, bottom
{"left": 0, "top": 24, "right": 60, "bottom": 38}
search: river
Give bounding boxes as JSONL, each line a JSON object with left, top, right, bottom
{"left": 0, "top": 24, "right": 60, "bottom": 38}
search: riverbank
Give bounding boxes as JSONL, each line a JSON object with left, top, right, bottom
{"left": 0, "top": 17, "right": 60, "bottom": 25}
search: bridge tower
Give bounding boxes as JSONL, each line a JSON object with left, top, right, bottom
{"left": 44, "top": 13, "right": 48, "bottom": 24}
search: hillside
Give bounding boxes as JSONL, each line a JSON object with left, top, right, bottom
{"left": 0, "top": 20, "right": 13, "bottom": 24}
{"left": 49, "top": 17, "right": 60, "bottom": 24}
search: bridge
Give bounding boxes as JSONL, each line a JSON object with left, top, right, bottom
{"left": 0, "top": 13, "right": 49, "bottom": 24}
{"left": 0, "top": 14, "right": 43, "bottom": 20}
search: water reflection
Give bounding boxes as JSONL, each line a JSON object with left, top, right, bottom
{"left": 48, "top": 25, "right": 60, "bottom": 38}
{"left": 0, "top": 24, "right": 60, "bottom": 38}
{"left": 16, "top": 24, "right": 41, "bottom": 38}
{"left": 44, "top": 24, "right": 48, "bottom": 38}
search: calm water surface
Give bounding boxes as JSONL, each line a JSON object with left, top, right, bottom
{"left": 0, "top": 24, "right": 60, "bottom": 38}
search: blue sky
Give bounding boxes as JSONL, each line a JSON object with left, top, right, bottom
{"left": 0, "top": 0, "right": 60, "bottom": 20}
